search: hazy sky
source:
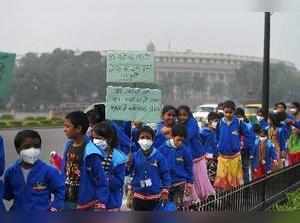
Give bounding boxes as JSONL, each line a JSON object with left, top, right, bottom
{"left": 1, "top": 0, "right": 300, "bottom": 68}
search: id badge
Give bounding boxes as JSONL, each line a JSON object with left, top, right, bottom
{"left": 144, "top": 178, "right": 152, "bottom": 187}
{"left": 140, "top": 180, "right": 146, "bottom": 188}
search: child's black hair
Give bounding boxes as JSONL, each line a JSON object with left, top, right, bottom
{"left": 171, "top": 124, "right": 187, "bottom": 138}
{"left": 252, "top": 124, "right": 262, "bottom": 135}
{"left": 256, "top": 108, "right": 265, "bottom": 116}
{"left": 87, "top": 104, "right": 106, "bottom": 125}
{"left": 275, "top": 102, "right": 287, "bottom": 110}
{"left": 208, "top": 112, "right": 220, "bottom": 122}
{"left": 235, "top": 107, "right": 245, "bottom": 117}
{"left": 65, "top": 111, "right": 89, "bottom": 135}
{"left": 223, "top": 100, "right": 236, "bottom": 111}
{"left": 93, "top": 121, "right": 118, "bottom": 148}
{"left": 260, "top": 128, "right": 268, "bottom": 137}
{"left": 137, "top": 126, "right": 155, "bottom": 140}
{"left": 276, "top": 111, "right": 287, "bottom": 122}
{"left": 161, "top": 105, "right": 176, "bottom": 116}
{"left": 14, "top": 130, "right": 42, "bottom": 154}
{"left": 177, "top": 105, "right": 192, "bottom": 116}
{"left": 291, "top": 102, "right": 300, "bottom": 111}
{"left": 268, "top": 112, "right": 281, "bottom": 127}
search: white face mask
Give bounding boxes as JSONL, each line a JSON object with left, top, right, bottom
{"left": 238, "top": 117, "right": 244, "bottom": 122}
{"left": 256, "top": 116, "right": 264, "bottom": 122}
{"left": 20, "top": 148, "right": 41, "bottom": 164}
{"left": 211, "top": 121, "right": 218, "bottom": 129}
{"left": 138, "top": 139, "right": 153, "bottom": 151}
{"left": 93, "top": 138, "right": 108, "bottom": 149}
{"left": 290, "top": 108, "right": 297, "bottom": 114}
{"left": 169, "top": 139, "right": 177, "bottom": 148}
{"left": 273, "top": 109, "right": 278, "bottom": 114}
{"left": 259, "top": 137, "right": 268, "bottom": 142}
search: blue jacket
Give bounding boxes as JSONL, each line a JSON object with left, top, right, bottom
{"left": 183, "top": 117, "right": 205, "bottom": 159}
{"left": 252, "top": 137, "right": 277, "bottom": 172}
{"left": 200, "top": 127, "right": 218, "bottom": 156}
{"left": 274, "top": 125, "right": 289, "bottom": 152}
{"left": 3, "top": 160, "right": 65, "bottom": 212}
{"left": 111, "top": 121, "right": 131, "bottom": 155}
{"left": 63, "top": 138, "right": 109, "bottom": 207}
{"left": 100, "top": 148, "right": 127, "bottom": 209}
{"left": 294, "top": 120, "right": 300, "bottom": 129}
{"left": 216, "top": 117, "right": 253, "bottom": 156}
{"left": 0, "top": 136, "right": 5, "bottom": 212}
{"left": 242, "top": 121, "right": 256, "bottom": 156}
{"left": 158, "top": 141, "right": 193, "bottom": 185}
{"left": 130, "top": 148, "right": 171, "bottom": 195}
{"left": 259, "top": 119, "right": 269, "bottom": 130}
{"left": 153, "top": 121, "right": 169, "bottom": 149}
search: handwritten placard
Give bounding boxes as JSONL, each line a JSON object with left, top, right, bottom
{"left": 106, "top": 51, "right": 155, "bottom": 83}
{"left": 105, "top": 86, "right": 161, "bottom": 122}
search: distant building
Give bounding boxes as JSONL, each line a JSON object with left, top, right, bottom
{"left": 152, "top": 48, "right": 296, "bottom": 107}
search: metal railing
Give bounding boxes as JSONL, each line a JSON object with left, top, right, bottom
{"left": 197, "top": 163, "right": 300, "bottom": 211}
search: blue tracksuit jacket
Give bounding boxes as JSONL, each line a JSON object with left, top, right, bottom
{"left": 3, "top": 160, "right": 65, "bottom": 212}
{"left": 158, "top": 141, "right": 193, "bottom": 185}
{"left": 216, "top": 117, "right": 253, "bottom": 156}
{"left": 130, "top": 148, "right": 171, "bottom": 196}
{"left": 63, "top": 138, "right": 109, "bottom": 208}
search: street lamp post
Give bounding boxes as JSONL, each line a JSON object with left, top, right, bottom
{"left": 262, "top": 12, "right": 271, "bottom": 119}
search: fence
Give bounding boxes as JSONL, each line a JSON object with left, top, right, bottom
{"left": 197, "top": 163, "right": 300, "bottom": 211}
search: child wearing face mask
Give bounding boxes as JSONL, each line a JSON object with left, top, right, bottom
{"left": 128, "top": 126, "right": 171, "bottom": 211}
{"left": 252, "top": 127, "right": 277, "bottom": 179}
{"left": 158, "top": 124, "right": 194, "bottom": 210}
{"left": 256, "top": 108, "right": 269, "bottom": 130}
{"left": 267, "top": 113, "right": 288, "bottom": 171}
{"left": 3, "top": 130, "right": 65, "bottom": 212}
{"left": 92, "top": 121, "right": 128, "bottom": 211}
{"left": 177, "top": 106, "right": 215, "bottom": 201}
{"left": 200, "top": 112, "right": 220, "bottom": 184}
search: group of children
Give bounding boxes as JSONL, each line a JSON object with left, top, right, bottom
{"left": 0, "top": 100, "right": 300, "bottom": 212}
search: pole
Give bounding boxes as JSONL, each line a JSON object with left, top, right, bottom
{"left": 262, "top": 12, "right": 271, "bottom": 119}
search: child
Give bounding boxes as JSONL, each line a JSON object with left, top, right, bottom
{"left": 3, "top": 130, "right": 64, "bottom": 212}
{"left": 92, "top": 121, "right": 128, "bottom": 211}
{"left": 128, "top": 126, "right": 171, "bottom": 211}
{"left": 287, "top": 102, "right": 300, "bottom": 165}
{"left": 63, "top": 111, "right": 109, "bottom": 210}
{"left": 177, "top": 105, "right": 215, "bottom": 201}
{"left": 252, "top": 127, "right": 277, "bottom": 179}
{"left": 153, "top": 105, "right": 177, "bottom": 148}
{"left": 200, "top": 112, "right": 220, "bottom": 184}
{"left": 158, "top": 124, "right": 194, "bottom": 210}
{"left": 214, "top": 100, "right": 253, "bottom": 191}
{"left": 235, "top": 107, "right": 256, "bottom": 184}
{"left": 256, "top": 108, "right": 268, "bottom": 130}
{"left": 267, "top": 113, "right": 288, "bottom": 170}
{"left": 0, "top": 136, "right": 5, "bottom": 212}
{"left": 86, "top": 105, "right": 131, "bottom": 155}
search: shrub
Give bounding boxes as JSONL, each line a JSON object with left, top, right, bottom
{"left": 39, "top": 120, "right": 52, "bottom": 126}
{"left": 0, "top": 114, "right": 15, "bottom": 120}
{"left": 22, "top": 121, "right": 41, "bottom": 127}
{"left": 0, "top": 121, "right": 8, "bottom": 128}
{"left": 24, "top": 116, "right": 35, "bottom": 121}
{"left": 35, "top": 116, "right": 48, "bottom": 121}
{"left": 7, "top": 121, "right": 23, "bottom": 128}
